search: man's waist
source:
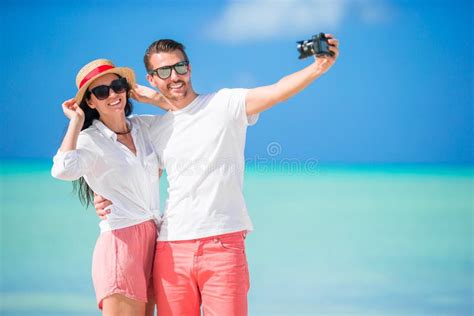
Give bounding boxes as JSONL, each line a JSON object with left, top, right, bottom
{"left": 157, "top": 222, "right": 253, "bottom": 242}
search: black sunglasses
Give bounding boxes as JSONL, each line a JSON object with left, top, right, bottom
{"left": 88, "top": 77, "right": 129, "bottom": 100}
{"left": 149, "top": 61, "right": 189, "bottom": 79}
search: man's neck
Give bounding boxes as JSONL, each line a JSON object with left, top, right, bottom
{"left": 167, "top": 90, "right": 199, "bottom": 111}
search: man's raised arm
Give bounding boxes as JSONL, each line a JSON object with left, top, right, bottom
{"left": 245, "top": 34, "right": 339, "bottom": 116}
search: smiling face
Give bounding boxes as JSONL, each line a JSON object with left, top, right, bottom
{"left": 146, "top": 50, "right": 194, "bottom": 103}
{"left": 86, "top": 73, "right": 127, "bottom": 116}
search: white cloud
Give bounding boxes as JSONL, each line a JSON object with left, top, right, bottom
{"left": 205, "top": 0, "right": 392, "bottom": 43}
{"left": 357, "top": 0, "right": 393, "bottom": 24}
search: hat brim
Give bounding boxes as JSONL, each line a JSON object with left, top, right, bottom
{"left": 75, "top": 67, "right": 136, "bottom": 104}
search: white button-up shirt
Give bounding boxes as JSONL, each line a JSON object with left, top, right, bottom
{"left": 51, "top": 116, "right": 161, "bottom": 233}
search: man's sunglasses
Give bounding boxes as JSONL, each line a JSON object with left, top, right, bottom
{"left": 88, "top": 77, "right": 129, "bottom": 100}
{"left": 149, "top": 61, "right": 189, "bottom": 79}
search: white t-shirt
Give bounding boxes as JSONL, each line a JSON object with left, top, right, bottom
{"left": 143, "top": 88, "right": 258, "bottom": 241}
{"left": 51, "top": 117, "right": 161, "bottom": 233}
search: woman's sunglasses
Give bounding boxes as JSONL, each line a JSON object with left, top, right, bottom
{"left": 88, "top": 77, "right": 129, "bottom": 100}
{"left": 149, "top": 61, "right": 189, "bottom": 80}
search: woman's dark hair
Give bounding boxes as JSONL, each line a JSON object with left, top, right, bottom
{"left": 72, "top": 74, "right": 133, "bottom": 207}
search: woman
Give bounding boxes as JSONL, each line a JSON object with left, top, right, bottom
{"left": 51, "top": 59, "right": 161, "bottom": 316}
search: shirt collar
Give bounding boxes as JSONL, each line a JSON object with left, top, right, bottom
{"left": 92, "top": 118, "right": 138, "bottom": 141}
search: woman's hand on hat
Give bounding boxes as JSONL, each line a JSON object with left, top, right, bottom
{"left": 62, "top": 98, "right": 85, "bottom": 123}
{"left": 131, "top": 84, "right": 170, "bottom": 110}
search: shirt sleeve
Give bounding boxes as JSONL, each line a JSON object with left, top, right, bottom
{"left": 224, "top": 88, "right": 259, "bottom": 126}
{"left": 131, "top": 114, "right": 163, "bottom": 170}
{"left": 132, "top": 114, "right": 162, "bottom": 127}
{"left": 51, "top": 135, "right": 98, "bottom": 181}
{"left": 133, "top": 114, "right": 163, "bottom": 142}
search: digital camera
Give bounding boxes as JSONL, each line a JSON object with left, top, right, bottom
{"left": 297, "top": 33, "right": 334, "bottom": 59}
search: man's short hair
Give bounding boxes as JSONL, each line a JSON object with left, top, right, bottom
{"left": 144, "top": 39, "right": 189, "bottom": 73}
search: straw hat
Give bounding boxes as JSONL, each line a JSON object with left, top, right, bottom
{"left": 75, "top": 59, "right": 136, "bottom": 103}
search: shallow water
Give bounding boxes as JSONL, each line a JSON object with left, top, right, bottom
{"left": 1, "top": 161, "right": 472, "bottom": 315}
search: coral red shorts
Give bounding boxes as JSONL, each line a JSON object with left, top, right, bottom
{"left": 154, "top": 231, "right": 250, "bottom": 316}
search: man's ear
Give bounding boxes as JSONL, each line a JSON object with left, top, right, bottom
{"left": 146, "top": 74, "right": 157, "bottom": 88}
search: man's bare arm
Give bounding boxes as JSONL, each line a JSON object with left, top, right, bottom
{"left": 245, "top": 34, "right": 339, "bottom": 115}
{"left": 130, "top": 84, "right": 171, "bottom": 110}
{"left": 93, "top": 169, "right": 162, "bottom": 220}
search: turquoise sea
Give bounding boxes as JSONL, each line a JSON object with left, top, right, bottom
{"left": 1, "top": 160, "right": 472, "bottom": 315}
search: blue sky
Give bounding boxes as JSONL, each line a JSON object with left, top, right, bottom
{"left": 1, "top": 0, "right": 472, "bottom": 163}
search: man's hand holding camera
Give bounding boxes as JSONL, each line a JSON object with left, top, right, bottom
{"left": 311, "top": 33, "right": 339, "bottom": 75}
{"left": 297, "top": 33, "right": 339, "bottom": 75}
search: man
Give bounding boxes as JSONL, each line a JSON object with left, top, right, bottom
{"left": 95, "top": 36, "right": 339, "bottom": 315}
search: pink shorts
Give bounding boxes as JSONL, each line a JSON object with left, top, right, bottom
{"left": 91, "top": 220, "right": 157, "bottom": 310}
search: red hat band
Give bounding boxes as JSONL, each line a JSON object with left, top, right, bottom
{"left": 79, "top": 65, "right": 115, "bottom": 89}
